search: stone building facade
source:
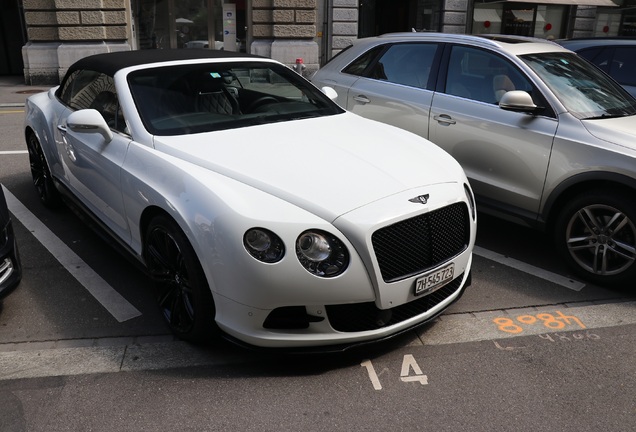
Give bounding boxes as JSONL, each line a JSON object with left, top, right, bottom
{"left": 15, "top": 0, "right": 635, "bottom": 85}
{"left": 22, "top": 0, "right": 131, "bottom": 84}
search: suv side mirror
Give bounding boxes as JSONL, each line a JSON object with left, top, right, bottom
{"left": 321, "top": 86, "right": 338, "bottom": 101}
{"left": 499, "top": 91, "right": 538, "bottom": 113}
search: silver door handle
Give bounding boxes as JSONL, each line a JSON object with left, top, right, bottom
{"left": 353, "top": 95, "right": 370, "bottom": 104}
{"left": 433, "top": 114, "right": 456, "bottom": 125}
{"left": 57, "top": 124, "right": 68, "bottom": 135}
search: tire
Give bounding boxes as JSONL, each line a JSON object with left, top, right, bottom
{"left": 554, "top": 189, "right": 636, "bottom": 286}
{"left": 26, "top": 132, "right": 61, "bottom": 208}
{"left": 144, "top": 214, "right": 218, "bottom": 343}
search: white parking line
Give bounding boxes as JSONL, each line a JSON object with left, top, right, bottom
{"left": 474, "top": 246, "right": 586, "bottom": 291}
{"left": 2, "top": 185, "right": 142, "bottom": 322}
{"left": 0, "top": 150, "right": 28, "bottom": 155}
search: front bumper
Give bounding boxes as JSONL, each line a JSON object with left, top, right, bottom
{"left": 213, "top": 260, "right": 472, "bottom": 350}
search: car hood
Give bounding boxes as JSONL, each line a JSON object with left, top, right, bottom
{"left": 582, "top": 115, "right": 636, "bottom": 150}
{"left": 152, "top": 113, "right": 465, "bottom": 222}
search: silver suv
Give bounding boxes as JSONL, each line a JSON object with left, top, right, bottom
{"left": 312, "top": 33, "right": 636, "bottom": 286}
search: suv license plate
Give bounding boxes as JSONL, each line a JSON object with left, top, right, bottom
{"left": 414, "top": 263, "right": 455, "bottom": 296}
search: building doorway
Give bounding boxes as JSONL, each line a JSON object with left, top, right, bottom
{"left": 0, "top": 0, "right": 27, "bottom": 75}
{"left": 358, "top": 0, "right": 441, "bottom": 38}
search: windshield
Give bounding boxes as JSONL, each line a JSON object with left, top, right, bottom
{"left": 521, "top": 52, "right": 636, "bottom": 120}
{"left": 128, "top": 61, "right": 344, "bottom": 136}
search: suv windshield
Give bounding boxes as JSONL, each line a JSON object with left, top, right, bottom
{"left": 128, "top": 61, "right": 344, "bottom": 136}
{"left": 521, "top": 52, "right": 636, "bottom": 120}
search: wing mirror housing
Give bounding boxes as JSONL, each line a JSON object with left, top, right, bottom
{"left": 499, "top": 90, "right": 538, "bottom": 113}
{"left": 66, "top": 109, "right": 114, "bottom": 142}
{"left": 321, "top": 86, "right": 338, "bottom": 102}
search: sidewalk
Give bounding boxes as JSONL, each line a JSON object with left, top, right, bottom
{"left": 0, "top": 76, "right": 51, "bottom": 107}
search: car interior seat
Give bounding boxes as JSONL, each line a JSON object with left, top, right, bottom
{"left": 196, "top": 75, "right": 241, "bottom": 115}
{"left": 493, "top": 74, "right": 515, "bottom": 102}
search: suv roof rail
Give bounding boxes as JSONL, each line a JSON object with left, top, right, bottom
{"left": 376, "top": 32, "right": 557, "bottom": 48}
{"left": 377, "top": 32, "right": 503, "bottom": 47}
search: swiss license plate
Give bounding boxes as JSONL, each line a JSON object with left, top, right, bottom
{"left": 414, "top": 263, "right": 455, "bottom": 296}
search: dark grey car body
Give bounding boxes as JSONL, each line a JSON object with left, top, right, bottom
{"left": 0, "top": 186, "right": 21, "bottom": 297}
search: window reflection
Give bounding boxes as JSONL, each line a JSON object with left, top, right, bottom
{"left": 132, "top": 0, "right": 246, "bottom": 52}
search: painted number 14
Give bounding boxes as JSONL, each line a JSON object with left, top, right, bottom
{"left": 361, "top": 355, "right": 428, "bottom": 390}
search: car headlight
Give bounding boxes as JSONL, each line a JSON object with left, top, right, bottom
{"left": 296, "top": 230, "right": 349, "bottom": 277}
{"left": 244, "top": 228, "right": 285, "bottom": 263}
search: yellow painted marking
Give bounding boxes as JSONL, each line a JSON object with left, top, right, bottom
{"left": 0, "top": 110, "right": 24, "bottom": 114}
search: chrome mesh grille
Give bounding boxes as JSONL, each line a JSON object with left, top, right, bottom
{"left": 371, "top": 202, "right": 470, "bottom": 282}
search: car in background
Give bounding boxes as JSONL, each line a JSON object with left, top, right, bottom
{"left": 312, "top": 33, "right": 636, "bottom": 287}
{"left": 23, "top": 48, "right": 476, "bottom": 349}
{"left": 557, "top": 38, "right": 636, "bottom": 98}
{"left": 0, "top": 186, "right": 21, "bottom": 297}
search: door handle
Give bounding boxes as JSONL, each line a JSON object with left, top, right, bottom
{"left": 353, "top": 95, "right": 371, "bottom": 104}
{"left": 433, "top": 114, "right": 456, "bottom": 125}
{"left": 57, "top": 124, "right": 68, "bottom": 135}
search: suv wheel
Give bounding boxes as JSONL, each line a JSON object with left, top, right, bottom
{"left": 555, "top": 190, "right": 636, "bottom": 286}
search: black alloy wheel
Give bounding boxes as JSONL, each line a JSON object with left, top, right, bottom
{"left": 555, "top": 189, "right": 636, "bottom": 286}
{"left": 26, "top": 132, "right": 60, "bottom": 207}
{"left": 144, "top": 214, "right": 217, "bottom": 343}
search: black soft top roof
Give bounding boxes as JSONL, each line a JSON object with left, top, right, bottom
{"left": 66, "top": 48, "right": 265, "bottom": 77}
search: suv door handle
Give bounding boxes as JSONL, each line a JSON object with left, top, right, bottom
{"left": 433, "top": 114, "right": 456, "bottom": 125}
{"left": 353, "top": 95, "right": 371, "bottom": 104}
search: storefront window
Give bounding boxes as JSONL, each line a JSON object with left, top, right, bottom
{"left": 473, "top": 5, "right": 503, "bottom": 34}
{"left": 591, "top": 10, "right": 621, "bottom": 36}
{"left": 536, "top": 5, "right": 566, "bottom": 39}
{"left": 132, "top": 0, "right": 246, "bottom": 51}
{"left": 619, "top": 2, "right": 636, "bottom": 36}
{"left": 419, "top": 0, "right": 442, "bottom": 31}
{"left": 359, "top": 0, "right": 442, "bottom": 37}
{"left": 473, "top": 3, "right": 565, "bottom": 39}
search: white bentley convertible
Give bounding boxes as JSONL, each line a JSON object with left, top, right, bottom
{"left": 24, "top": 49, "right": 476, "bottom": 349}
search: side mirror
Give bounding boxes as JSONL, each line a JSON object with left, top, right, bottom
{"left": 66, "top": 109, "right": 113, "bottom": 142}
{"left": 321, "top": 86, "right": 338, "bottom": 101}
{"left": 499, "top": 90, "right": 538, "bottom": 113}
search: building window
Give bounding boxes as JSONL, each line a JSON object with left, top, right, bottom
{"left": 132, "top": 0, "right": 245, "bottom": 51}
{"left": 473, "top": 3, "right": 566, "bottom": 39}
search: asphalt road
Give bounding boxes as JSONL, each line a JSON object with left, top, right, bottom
{"left": 1, "top": 95, "right": 635, "bottom": 431}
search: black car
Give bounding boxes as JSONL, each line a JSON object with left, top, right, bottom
{"left": 558, "top": 38, "right": 636, "bottom": 98}
{"left": 0, "top": 186, "right": 21, "bottom": 297}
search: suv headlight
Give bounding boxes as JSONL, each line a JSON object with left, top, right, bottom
{"left": 296, "top": 230, "right": 349, "bottom": 277}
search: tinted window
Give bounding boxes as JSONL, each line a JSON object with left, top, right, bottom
{"left": 366, "top": 43, "right": 438, "bottom": 90}
{"left": 577, "top": 47, "right": 612, "bottom": 72}
{"left": 342, "top": 45, "right": 384, "bottom": 76}
{"left": 445, "top": 46, "right": 533, "bottom": 104}
{"left": 128, "top": 62, "right": 344, "bottom": 136}
{"left": 609, "top": 47, "right": 636, "bottom": 86}
{"left": 59, "top": 70, "right": 126, "bottom": 133}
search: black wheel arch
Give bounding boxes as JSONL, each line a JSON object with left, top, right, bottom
{"left": 542, "top": 171, "right": 636, "bottom": 232}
